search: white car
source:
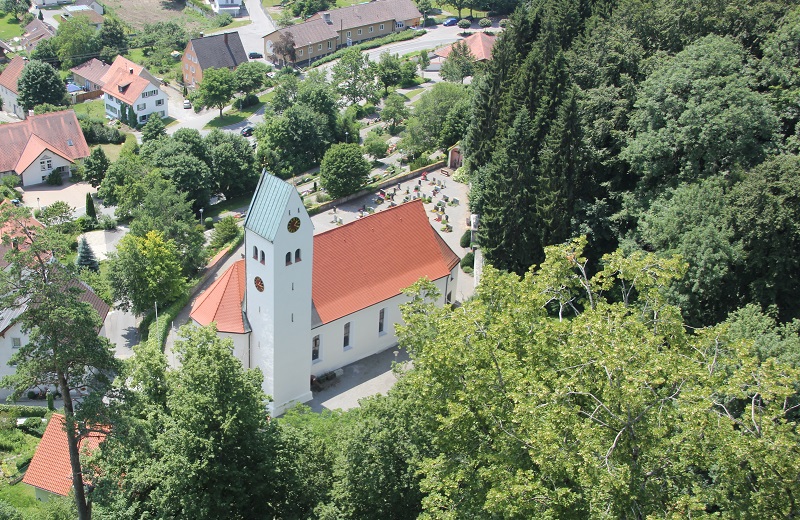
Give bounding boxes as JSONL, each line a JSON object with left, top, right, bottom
{"left": 183, "top": 100, "right": 191, "bottom": 109}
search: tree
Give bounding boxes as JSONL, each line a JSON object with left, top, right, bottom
{"left": 380, "top": 92, "right": 409, "bottom": 134}
{"left": 417, "top": 50, "right": 430, "bottom": 73}
{"left": 85, "top": 192, "right": 97, "bottom": 221}
{"left": 54, "top": 16, "right": 100, "bottom": 68}
{"left": 141, "top": 115, "right": 167, "bottom": 143}
{"left": 0, "top": 204, "right": 117, "bottom": 520}
{"left": 204, "top": 129, "right": 258, "bottom": 199}
{"left": 256, "top": 104, "right": 331, "bottom": 178}
{"left": 729, "top": 154, "right": 800, "bottom": 322}
{"left": 273, "top": 31, "right": 296, "bottom": 66}
{"left": 276, "top": 9, "right": 295, "bottom": 28}
{"left": 139, "top": 131, "right": 213, "bottom": 210}
{"left": 363, "top": 131, "right": 389, "bottom": 159}
{"left": 441, "top": 41, "right": 475, "bottom": 83}
{"left": 107, "top": 230, "right": 187, "bottom": 316}
{"left": 331, "top": 48, "right": 378, "bottom": 106}
{"left": 319, "top": 143, "right": 370, "bottom": 198}
{"left": 122, "top": 172, "right": 207, "bottom": 276}
{"left": 400, "top": 82, "right": 467, "bottom": 155}
{"left": 209, "top": 216, "right": 240, "bottom": 249}
{"left": 2, "top": 0, "right": 30, "bottom": 20}
{"left": 234, "top": 60, "right": 270, "bottom": 98}
{"left": 16, "top": 60, "right": 66, "bottom": 112}
{"left": 98, "top": 17, "right": 129, "bottom": 62}
{"left": 75, "top": 236, "right": 99, "bottom": 272}
{"left": 91, "top": 324, "right": 286, "bottom": 519}
{"left": 97, "top": 154, "right": 147, "bottom": 206}
{"left": 38, "top": 200, "right": 75, "bottom": 229}
{"left": 416, "top": 0, "right": 432, "bottom": 26}
{"left": 395, "top": 238, "right": 800, "bottom": 517}
{"left": 375, "top": 51, "right": 403, "bottom": 95}
{"left": 192, "top": 67, "right": 236, "bottom": 117}
{"left": 271, "top": 73, "right": 299, "bottom": 113}
{"left": 622, "top": 35, "right": 778, "bottom": 195}
{"left": 37, "top": 9, "right": 42, "bottom": 20}
{"left": 30, "top": 38, "right": 60, "bottom": 68}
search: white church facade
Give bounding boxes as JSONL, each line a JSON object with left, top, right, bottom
{"left": 191, "top": 174, "right": 460, "bottom": 415}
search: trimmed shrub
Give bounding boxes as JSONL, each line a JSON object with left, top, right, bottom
{"left": 210, "top": 216, "right": 240, "bottom": 249}
{"left": 499, "top": 19, "right": 508, "bottom": 28}
{"left": 46, "top": 170, "right": 63, "bottom": 185}
{"left": 75, "top": 215, "right": 96, "bottom": 232}
{"left": 460, "top": 229, "right": 471, "bottom": 248}
{"left": 460, "top": 251, "right": 474, "bottom": 269}
{"left": 234, "top": 93, "right": 260, "bottom": 109}
{"left": 0, "top": 405, "right": 48, "bottom": 418}
{"left": 204, "top": 217, "right": 214, "bottom": 229}
{"left": 457, "top": 19, "right": 471, "bottom": 29}
{"left": 99, "top": 214, "right": 117, "bottom": 230}
{"left": 479, "top": 17, "right": 492, "bottom": 28}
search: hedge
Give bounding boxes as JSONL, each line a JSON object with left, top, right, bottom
{"left": 311, "top": 30, "right": 426, "bottom": 68}
{"left": 0, "top": 405, "right": 48, "bottom": 418}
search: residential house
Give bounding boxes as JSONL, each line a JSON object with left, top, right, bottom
{"left": 263, "top": 0, "right": 421, "bottom": 66}
{"left": 62, "top": 5, "right": 104, "bottom": 30}
{"left": 434, "top": 31, "right": 496, "bottom": 62}
{"left": 22, "top": 414, "right": 106, "bottom": 501}
{"left": 0, "top": 110, "right": 90, "bottom": 186}
{"left": 70, "top": 58, "right": 110, "bottom": 92}
{"left": 0, "top": 40, "right": 12, "bottom": 63}
{"left": 100, "top": 55, "right": 168, "bottom": 124}
{"left": 209, "top": 0, "right": 242, "bottom": 16}
{"left": 0, "top": 56, "right": 28, "bottom": 120}
{"left": 191, "top": 174, "right": 459, "bottom": 415}
{"left": 74, "top": 0, "right": 105, "bottom": 15}
{"left": 20, "top": 19, "right": 56, "bottom": 53}
{"left": 182, "top": 32, "right": 248, "bottom": 88}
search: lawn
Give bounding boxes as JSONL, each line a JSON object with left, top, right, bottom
{"left": 204, "top": 102, "right": 264, "bottom": 129}
{"left": 210, "top": 19, "right": 252, "bottom": 32}
{"left": 0, "top": 13, "right": 24, "bottom": 41}
{"left": 207, "top": 194, "right": 252, "bottom": 218}
{"left": 0, "top": 426, "right": 44, "bottom": 517}
{"left": 72, "top": 99, "right": 106, "bottom": 119}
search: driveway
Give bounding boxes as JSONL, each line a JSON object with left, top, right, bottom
{"left": 21, "top": 181, "right": 96, "bottom": 217}
{"left": 30, "top": 4, "right": 63, "bottom": 29}
{"left": 237, "top": 0, "right": 276, "bottom": 56}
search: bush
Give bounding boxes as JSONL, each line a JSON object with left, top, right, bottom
{"left": 460, "top": 251, "right": 474, "bottom": 269}
{"left": 204, "top": 217, "right": 214, "bottom": 229}
{"left": 75, "top": 215, "right": 97, "bottom": 232}
{"left": 1, "top": 175, "right": 20, "bottom": 189}
{"left": 312, "top": 30, "right": 426, "bottom": 68}
{"left": 479, "top": 17, "right": 492, "bottom": 28}
{"left": 215, "top": 12, "right": 233, "bottom": 26}
{"left": 0, "top": 501, "right": 23, "bottom": 520}
{"left": 499, "top": 19, "right": 508, "bottom": 27}
{"left": 210, "top": 216, "right": 240, "bottom": 249}
{"left": 409, "top": 155, "right": 436, "bottom": 171}
{"left": 452, "top": 166, "right": 470, "bottom": 183}
{"left": 99, "top": 214, "right": 117, "bottom": 230}
{"left": 316, "top": 191, "right": 331, "bottom": 203}
{"left": 20, "top": 417, "right": 46, "bottom": 437}
{"left": 0, "top": 405, "right": 48, "bottom": 418}
{"left": 234, "top": 93, "right": 260, "bottom": 109}
{"left": 460, "top": 229, "right": 471, "bottom": 248}
{"left": 78, "top": 116, "right": 124, "bottom": 145}
{"left": 457, "top": 19, "right": 471, "bottom": 29}
{"left": 46, "top": 170, "right": 63, "bottom": 185}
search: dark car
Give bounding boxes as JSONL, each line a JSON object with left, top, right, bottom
{"left": 241, "top": 126, "right": 254, "bottom": 137}
{"left": 249, "top": 52, "right": 264, "bottom": 59}
{"left": 442, "top": 17, "right": 459, "bottom": 26}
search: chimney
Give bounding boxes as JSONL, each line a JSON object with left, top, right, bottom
{"left": 224, "top": 32, "right": 228, "bottom": 45}
{"left": 129, "top": 67, "right": 134, "bottom": 74}
{"left": 200, "top": 32, "right": 204, "bottom": 37}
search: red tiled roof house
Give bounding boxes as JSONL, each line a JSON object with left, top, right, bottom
{"left": 0, "top": 56, "right": 28, "bottom": 120}
{"left": 0, "top": 110, "right": 90, "bottom": 186}
{"left": 191, "top": 174, "right": 459, "bottom": 415}
{"left": 101, "top": 56, "right": 168, "bottom": 125}
{"left": 22, "top": 414, "right": 105, "bottom": 501}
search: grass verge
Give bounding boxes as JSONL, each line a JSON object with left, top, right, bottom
{"left": 0, "top": 13, "right": 23, "bottom": 41}
{"left": 204, "top": 102, "right": 264, "bottom": 129}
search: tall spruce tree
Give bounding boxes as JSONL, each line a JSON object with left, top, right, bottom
{"left": 76, "top": 236, "right": 99, "bottom": 272}
{"left": 85, "top": 192, "right": 97, "bottom": 221}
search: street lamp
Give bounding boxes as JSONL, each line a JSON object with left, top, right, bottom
{"left": 345, "top": 131, "right": 348, "bottom": 143}
{"left": 199, "top": 207, "right": 204, "bottom": 226}
{"left": 36, "top": 197, "right": 40, "bottom": 212}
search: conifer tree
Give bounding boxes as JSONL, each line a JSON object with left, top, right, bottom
{"left": 85, "top": 192, "right": 97, "bottom": 221}
{"left": 75, "top": 237, "right": 99, "bottom": 272}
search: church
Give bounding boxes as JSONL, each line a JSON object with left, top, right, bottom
{"left": 191, "top": 174, "right": 460, "bottom": 415}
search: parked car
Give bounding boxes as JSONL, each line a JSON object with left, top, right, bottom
{"left": 183, "top": 99, "right": 191, "bottom": 109}
{"left": 443, "top": 17, "right": 459, "bottom": 26}
{"left": 249, "top": 52, "right": 264, "bottom": 59}
{"left": 241, "top": 126, "right": 254, "bottom": 137}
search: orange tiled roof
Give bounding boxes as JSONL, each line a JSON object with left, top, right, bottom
{"left": 435, "top": 32, "right": 496, "bottom": 61}
{"left": 190, "top": 259, "right": 247, "bottom": 333}
{"left": 312, "top": 200, "right": 459, "bottom": 324}
{"left": 0, "top": 55, "right": 26, "bottom": 95}
{"left": 22, "top": 414, "right": 105, "bottom": 497}
{"left": 0, "top": 111, "right": 90, "bottom": 174}
{"left": 100, "top": 56, "right": 156, "bottom": 106}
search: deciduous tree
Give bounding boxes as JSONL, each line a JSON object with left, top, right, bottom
{"left": 319, "top": 143, "right": 370, "bottom": 198}
{"left": 16, "top": 60, "right": 66, "bottom": 112}
{"left": 331, "top": 48, "right": 378, "bottom": 106}
{"left": 192, "top": 67, "right": 236, "bottom": 117}
{"left": 83, "top": 147, "right": 110, "bottom": 188}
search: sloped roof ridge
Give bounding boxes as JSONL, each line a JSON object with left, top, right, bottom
{"left": 244, "top": 173, "right": 294, "bottom": 243}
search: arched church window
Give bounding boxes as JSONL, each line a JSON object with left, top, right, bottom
{"left": 260, "top": 250, "right": 265, "bottom": 264}
{"left": 295, "top": 249, "right": 301, "bottom": 262}
{"left": 285, "top": 252, "right": 292, "bottom": 265}
{"left": 253, "top": 246, "right": 258, "bottom": 259}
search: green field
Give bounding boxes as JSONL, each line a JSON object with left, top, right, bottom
{"left": 72, "top": 99, "right": 106, "bottom": 119}
{"left": 0, "top": 13, "right": 24, "bottom": 41}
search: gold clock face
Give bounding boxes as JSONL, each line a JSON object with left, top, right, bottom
{"left": 287, "top": 217, "right": 301, "bottom": 233}
{"left": 254, "top": 276, "right": 265, "bottom": 292}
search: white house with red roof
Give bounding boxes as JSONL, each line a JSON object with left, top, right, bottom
{"left": 22, "top": 414, "right": 105, "bottom": 501}
{"left": 0, "top": 55, "right": 28, "bottom": 119}
{"left": 0, "top": 110, "right": 91, "bottom": 186}
{"left": 191, "top": 174, "right": 459, "bottom": 415}
{"left": 100, "top": 56, "right": 168, "bottom": 125}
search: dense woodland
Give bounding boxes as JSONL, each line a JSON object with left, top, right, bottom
{"left": 3, "top": 0, "right": 800, "bottom": 517}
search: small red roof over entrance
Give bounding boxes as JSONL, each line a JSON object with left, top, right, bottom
{"left": 312, "top": 200, "right": 459, "bottom": 324}
{"left": 190, "top": 259, "right": 247, "bottom": 333}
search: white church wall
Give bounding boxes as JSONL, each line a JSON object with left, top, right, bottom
{"left": 192, "top": 318, "right": 251, "bottom": 368}
{"left": 310, "top": 270, "right": 457, "bottom": 376}
{"left": 0, "top": 322, "right": 28, "bottom": 401}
